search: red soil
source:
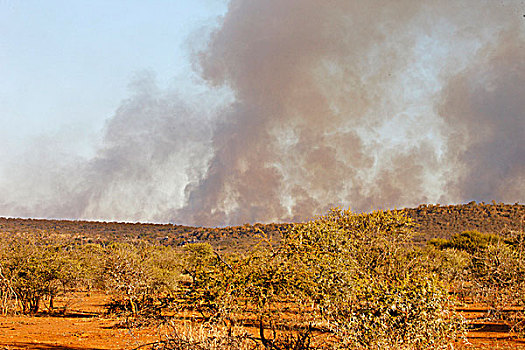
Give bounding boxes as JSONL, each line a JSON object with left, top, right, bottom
{"left": 0, "top": 292, "right": 524, "bottom": 350}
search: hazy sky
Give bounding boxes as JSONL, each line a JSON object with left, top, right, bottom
{"left": 1, "top": 0, "right": 226, "bottom": 156}
{"left": 1, "top": 1, "right": 523, "bottom": 226}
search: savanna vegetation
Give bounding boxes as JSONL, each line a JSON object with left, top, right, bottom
{"left": 0, "top": 204, "right": 524, "bottom": 349}
{"left": 0, "top": 202, "right": 522, "bottom": 248}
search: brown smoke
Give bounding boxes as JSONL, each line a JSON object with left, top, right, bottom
{"left": 178, "top": 0, "right": 524, "bottom": 225}
{"left": 439, "top": 31, "right": 525, "bottom": 203}
{"left": 0, "top": 1, "right": 523, "bottom": 226}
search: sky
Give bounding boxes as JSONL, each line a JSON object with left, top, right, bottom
{"left": 1, "top": 0, "right": 227, "bottom": 156}
{"left": 0, "top": 0, "right": 524, "bottom": 226}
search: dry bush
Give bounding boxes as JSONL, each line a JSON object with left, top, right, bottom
{"left": 177, "top": 243, "right": 232, "bottom": 318}
{"left": 469, "top": 236, "right": 525, "bottom": 335}
{"left": 144, "top": 323, "right": 258, "bottom": 350}
{"left": 420, "top": 247, "right": 471, "bottom": 302}
{"left": 171, "top": 209, "right": 466, "bottom": 349}
{"left": 0, "top": 233, "right": 77, "bottom": 314}
{"left": 279, "top": 209, "right": 465, "bottom": 350}
{"left": 429, "top": 230, "right": 501, "bottom": 254}
{"left": 0, "top": 264, "right": 18, "bottom": 315}
{"left": 146, "top": 322, "right": 330, "bottom": 350}
{"left": 102, "top": 242, "right": 182, "bottom": 325}
{"left": 429, "top": 228, "right": 525, "bottom": 335}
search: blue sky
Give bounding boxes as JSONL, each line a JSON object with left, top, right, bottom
{"left": 1, "top": 0, "right": 227, "bottom": 156}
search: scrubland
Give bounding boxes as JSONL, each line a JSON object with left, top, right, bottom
{"left": 1, "top": 205, "right": 524, "bottom": 349}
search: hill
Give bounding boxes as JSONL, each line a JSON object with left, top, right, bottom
{"left": 0, "top": 202, "right": 523, "bottom": 249}
{"left": 0, "top": 216, "right": 288, "bottom": 251}
{"left": 401, "top": 202, "right": 524, "bottom": 242}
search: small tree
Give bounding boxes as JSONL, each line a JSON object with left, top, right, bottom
{"left": 0, "top": 264, "right": 18, "bottom": 315}
{"left": 182, "top": 243, "right": 216, "bottom": 285}
{"left": 278, "top": 209, "right": 465, "bottom": 349}
{"left": 168, "top": 209, "right": 467, "bottom": 349}
{"left": 0, "top": 234, "right": 72, "bottom": 314}
{"left": 102, "top": 242, "right": 181, "bottom": 324}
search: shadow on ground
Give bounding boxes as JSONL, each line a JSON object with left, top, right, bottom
{"left": 0, "top": 343, "right": 107, "bottom": 350}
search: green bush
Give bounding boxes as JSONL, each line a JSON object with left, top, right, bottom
{"left": 429, "top": 229, "right": 525, "bottom": 335}
{"left": 174, "top": 209, "right": 466, "bottom": 349}
{"left": 278, "top": 209, "right": 465, "bottom": 349}
{"left": 102, "top": 242, "right": 181, "bottom": 323}
{"left": 0, "top": 234, "right": 75, "bottom": 314}
{"left": 432, "top": 230, "right": 500, "bottom": 253}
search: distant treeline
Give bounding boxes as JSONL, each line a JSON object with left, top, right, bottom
{"left": 400, "top": 202, "right": 524, "bottom": 242}
{"left": 0, "top": 202, "right": 523, "bottom": 249}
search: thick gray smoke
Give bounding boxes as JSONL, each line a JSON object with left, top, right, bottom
{"left": 0, "top": 72, "right": 217, "bottom": 223}
{"left": 439, "top": 34, "right": 525, "bottom": 203}
{"left": 0, "top": 1, "right": 523, "bottom": 226}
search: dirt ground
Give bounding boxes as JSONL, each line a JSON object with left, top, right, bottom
{"left": 0, "top": 292, "right": 169, "bottom": 350}
{"left": 1, "top": 292, "right": 524, "bottom": 350}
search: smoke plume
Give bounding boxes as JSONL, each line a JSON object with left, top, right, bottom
{"left": 439, "top": 33, "right": 525, "bottom": 203}
{"left": 1, "top": 1, "right": 523, "bottom": 226}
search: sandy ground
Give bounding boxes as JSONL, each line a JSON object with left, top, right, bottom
{"left": 1, "top": 292, "right": 524, "bottom": 350}
{"left": 0, "top": 315, "right": 159, "bottom": 350}
{"left": 0, "top": 293, "right": 161, "bottom": 350}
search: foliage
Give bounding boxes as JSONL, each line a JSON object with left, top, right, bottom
{"left": 102, "top": 242, "right": 181, "bottom": 324}
{"left": 67, "top": 243, "right": 106, "bottom": 291}
{"left": 148, "top": 323, "right": 260, "bottom": 350}
{"left": 2, "top": 202, "right": 522, "bottom": 252}
{"left": 276, "top": 209, "right": 464, "bottom": 349}
{"left": 427, "top": 227, "right": 525, "bottom": 336}
{"left": 0, "top": 262, "right": 17, "bottom": 315}
{"left": 429, "top": 230, "right": 501, "bottom": 253}
{"left": 173, "top": 209, "right": 465, "bottom": 349}
{"left": 421, "top": 247, "right": 470, "bottom": 284}
{"left": 404, "top": 202, "right": 524, "bottom": 241}
{"left": 0, "top": 234, "right": 77, "bottom": 314}
{"left": 469, "top": 238, "right": 525, "bottom": 335}
{"left": 4, "top": 207, "right": 525, "bottom": 346}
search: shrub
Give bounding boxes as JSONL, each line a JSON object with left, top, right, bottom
{"left": 469, "top": 239, "right": 525, "bottom": 334}
{"left": 431, "top": 228, "right": 525, "bottom": 336}
{"left": 0, "top": 234, "right": 75, "bottom": 314}
{"left": 0, "top": 263, "right": 17, "bottom": 315}
{"left": 174, "top": 209, "right": 466, "bottom": 349}
{"left": 278, "top": 209, "right": 465, "bottom": 349}
{"left": 150, "top": 323, "right": 258, "bottom": 350}
{"left": 102, "top": 243, "right": 181, "bottom": 324}
{"left": 433, "top": 230, "right": 501, "bottom": 253}
{"left": 178, "top": 243, "right": 237, "bottom": 320}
